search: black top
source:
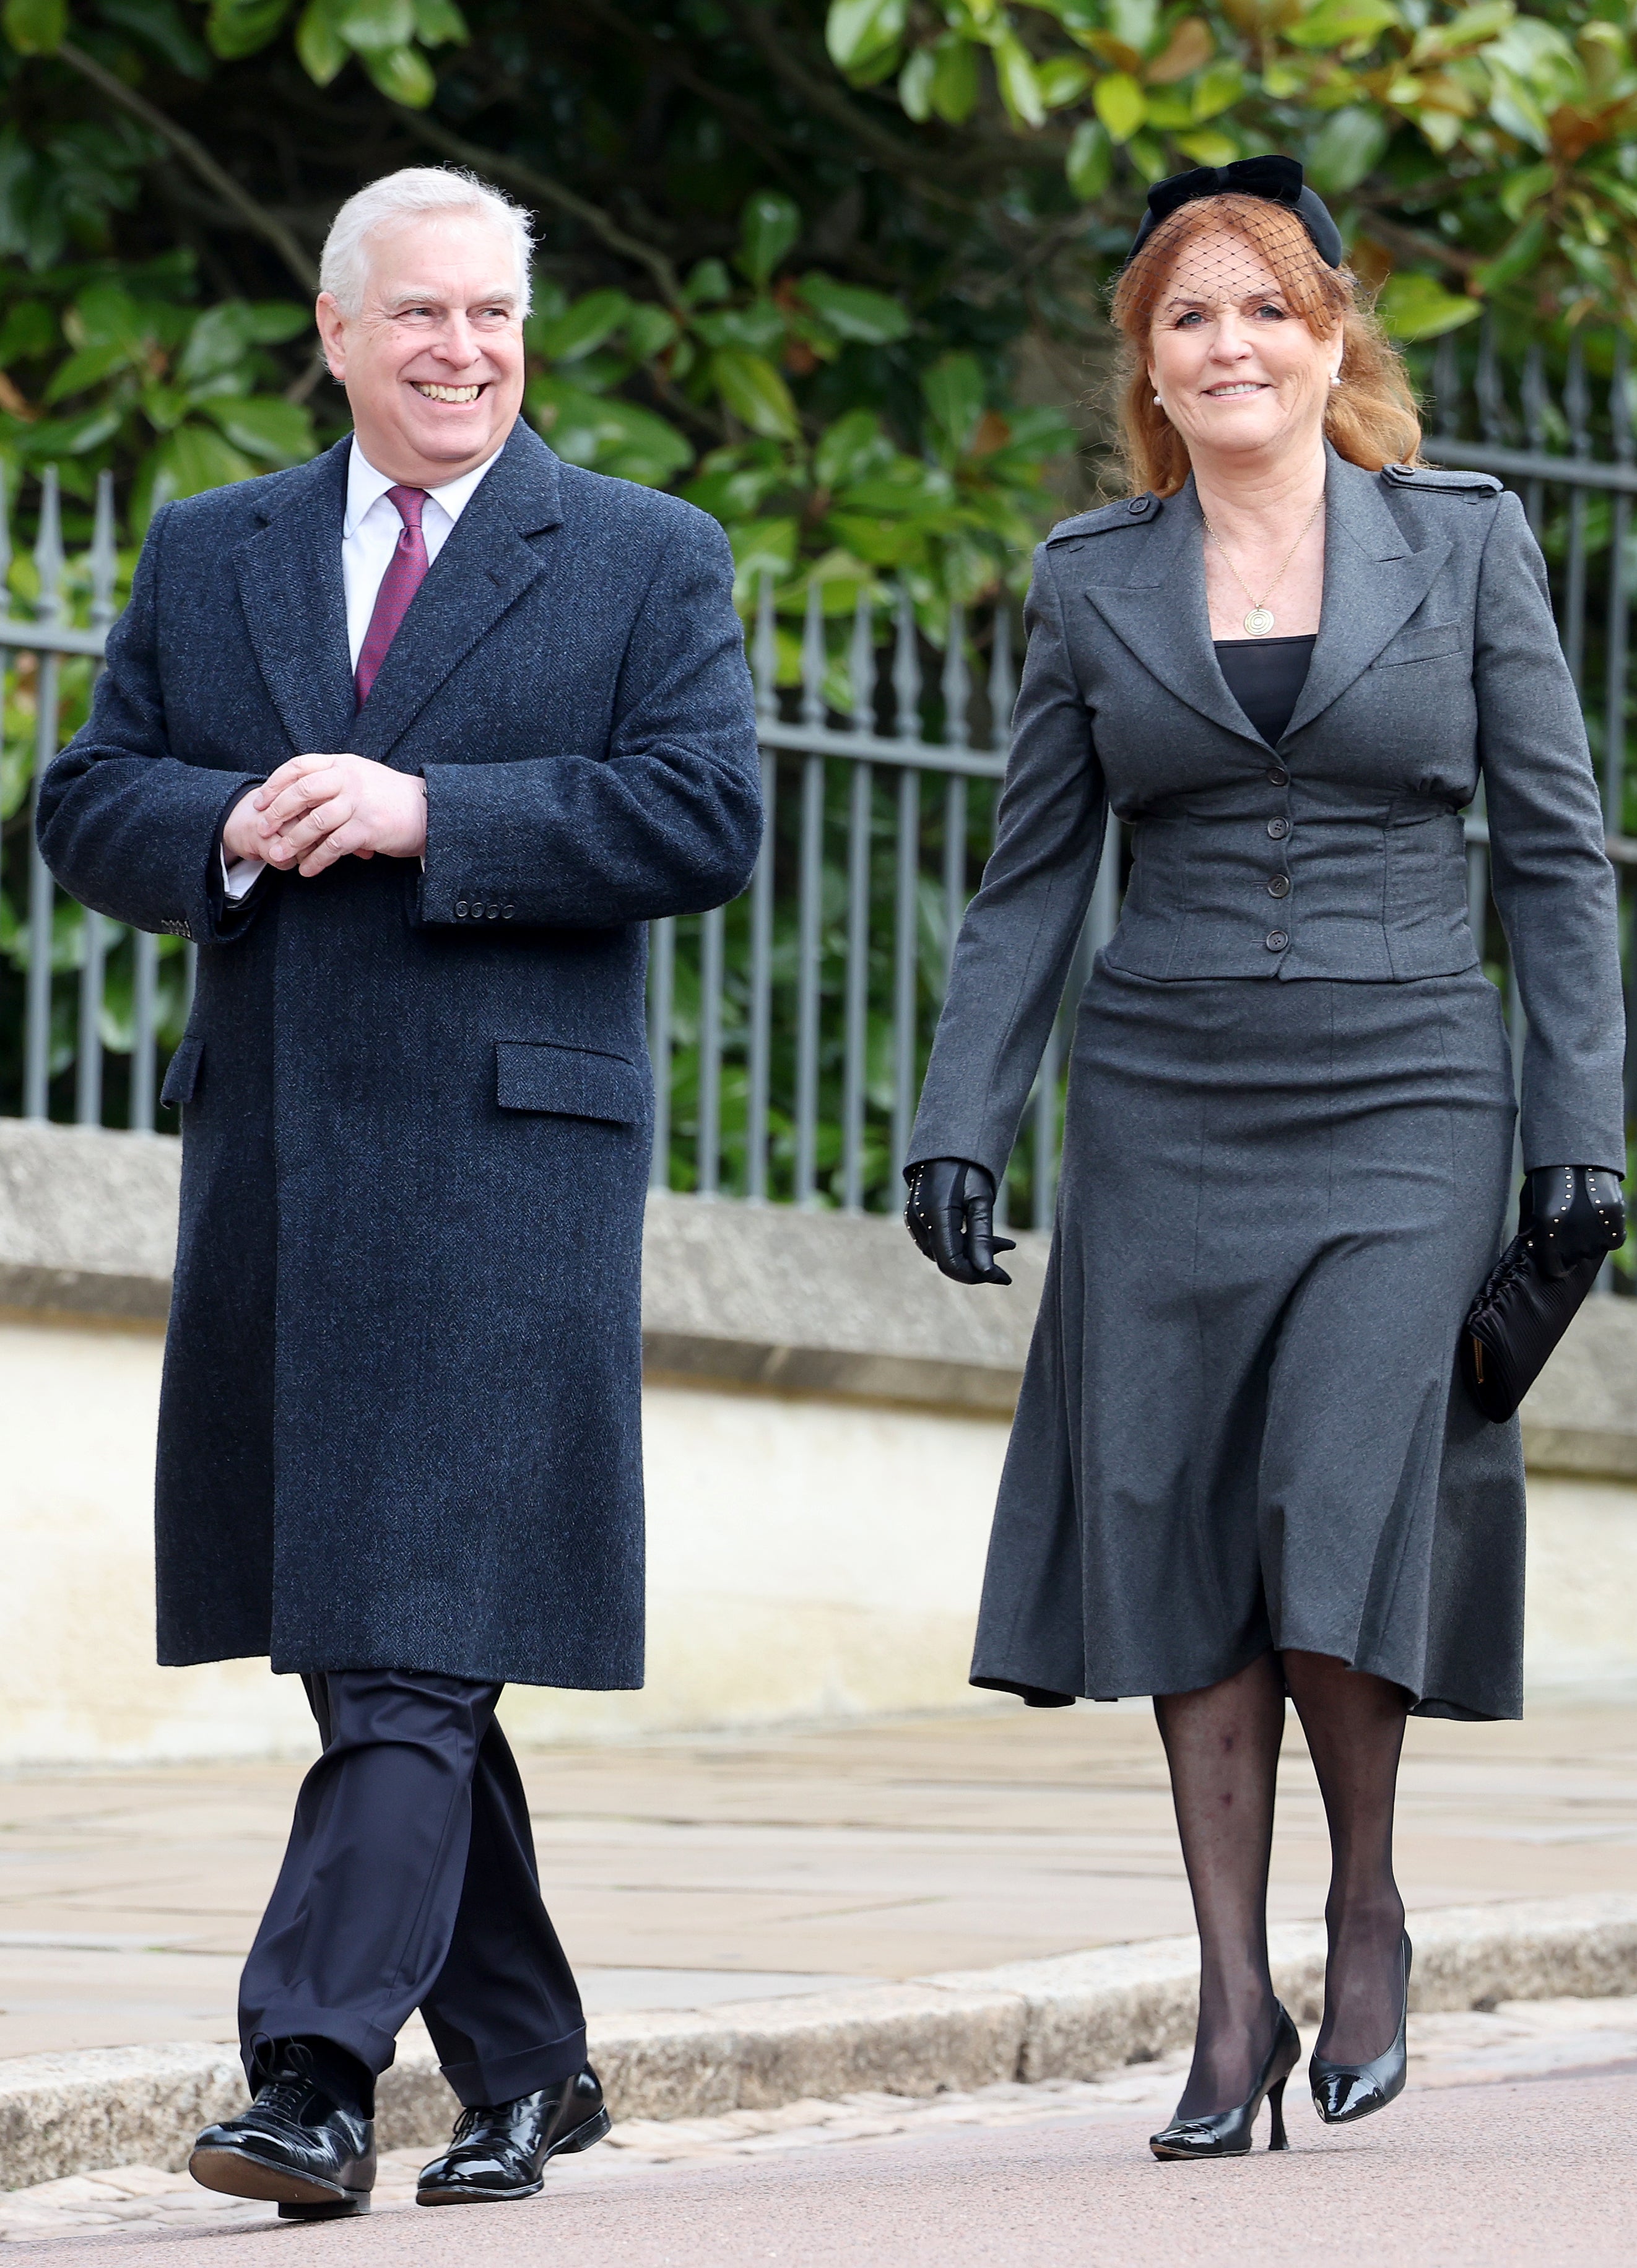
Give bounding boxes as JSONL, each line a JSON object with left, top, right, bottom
{"left": 1214, "top": 633, "right": 1315, "bottom": 747}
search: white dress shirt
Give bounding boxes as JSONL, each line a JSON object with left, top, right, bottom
{"left": 223, "top": 438, "right": 506, "bottom": 900}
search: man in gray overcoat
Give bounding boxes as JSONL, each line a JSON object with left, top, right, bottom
{"left": 38, "top": 167, "right": 761, "bottom": 2215}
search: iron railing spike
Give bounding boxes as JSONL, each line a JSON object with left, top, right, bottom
{"left": 942, "top": 600, "right": 969, "bottom": 752}
{"left": 988, "top": 603, "right": 1015, "bottom": 751}
{"left": 800, "top": 578, "right": 826, "bottom": 732}
{"left": 89, "top": 470, "right": 118, "bottom": 630}
{"left": 893, "top": 582, "right": 922, "bottom": 742}
{"left": 752, "top": 571, "right": 777, "bottom": 724}
{"left": 33, "top": 464, "right": 63, "bottom": 626}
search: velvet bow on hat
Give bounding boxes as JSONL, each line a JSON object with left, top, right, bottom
{"left": 1126, "top": 154, "right": 1344, "bottom": 269}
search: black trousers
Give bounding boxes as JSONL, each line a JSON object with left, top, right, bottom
{"left": 238, "top": 1669, "right": 587, "bottom": 2108}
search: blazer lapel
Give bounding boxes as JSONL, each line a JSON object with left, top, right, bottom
{"left": 352, "top": 424, "right": 564, "bottom": 764}
{"left": 231, "top": 441, "right": 355, "bottom": 756}
{"left": 1080, "top": 479, "right": 1266, "bottom": 747}
{"left": 1282, "top": 448, "right": 1450, "bottom": 742}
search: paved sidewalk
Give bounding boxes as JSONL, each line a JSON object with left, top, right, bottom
{"left": 1, "top": 1701, "right": 1635, "bottom": 2062}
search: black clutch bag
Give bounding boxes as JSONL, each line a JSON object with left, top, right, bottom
{"left": 1459, "top": 1233, "right": 1605, "bottom": 1423}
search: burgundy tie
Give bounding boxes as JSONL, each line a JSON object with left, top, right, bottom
{"left": 354, "top": 485, "right": 428, "bottom": 705}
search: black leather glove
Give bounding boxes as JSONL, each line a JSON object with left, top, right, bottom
{"left": 903, "top": 1158, "right": 1017, "bottom": 1286}
{"left": 1524, "top": 1165, "right": 1626, "bottom": 1281}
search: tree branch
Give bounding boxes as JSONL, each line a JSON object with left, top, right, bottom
{"left": 57, "top": 41, "right": 319, "bottom": 292}
{"left": 401, "top": 112, "right": 684, "bottom": 303}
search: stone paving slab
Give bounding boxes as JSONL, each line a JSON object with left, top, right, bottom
{"left": 2, "top": 1999, "right": 1635, "bottom": 2252}
{"left": 1, "top": 1702, "right": 1633, "bottom": 2062}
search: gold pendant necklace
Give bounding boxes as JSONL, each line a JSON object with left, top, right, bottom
{"left": 1202, "top": 498, "right": 1324, "bottom": 638}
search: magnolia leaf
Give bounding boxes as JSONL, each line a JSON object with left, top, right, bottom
{"left": 1104, "top": 0, "right": 1157, "bottom": 54}
{"left": 711, "top": 349, "right": 801, "bottom": 440}
{"left": 1285, "top": 0, "right": 1402, "bottom": 53}
{"left": 1499, "top": 160, "right": 1554, "bottom": 223}
{"left": 1065, "top": 117, "right": 1112, "bottom": 201}
{"left": 200, "top": 394, "right": 316, "bottom": 465}
{"left": 2, "top": 0, "right": 65, "bottom": 54}
{"left": 1176, "top": 126, "right": 1238, "bottom": 166}
{"left": 42, "top": 341, "right": 132, "bottom": 404}
{"left": 332, "top": 0, "right": 413, "bottom": 48}
{"left": 361, "top": 40, "right": 436, "bottom": 102}
{"left": 825, "top": 0, "right": 906, "bottom": 79}
{"left": 295, "top": 0, "right": 347, "bottom": 79}
{"left": 532, "top": 290, "right": 634, "bottom": 364}
{"left": 204, "top": 0, "right": 291, "bottom": 60}
{"left": 528, "top": 378, "right": 692, "bottom": 484}
{"left": 1190, "top": 59, "right": 1243, "bottom": 120}
{"left": 930, "top": 37, "right": 978, "bottom": 122}
{"left": 1471, "top": 211, "right": 1548, "bottom": 295}
{"left": 1375, "top": 272, "right": 1481, "bottom": 341}
{"left": 923, "top": 350, "right": 984, "bottom": 459}
{"left": 814, "top": 408, "right": 894, "bottom": 490}
{"left": 898, "top": 46, "right": 936, "bottom": 121}
{"left": 739, "top": 191, "right": 801, "bottom": 288}
{"left": 1306, "top": 105, "right": 1389, "bottom": 192}
{"left": 993, "top": 36, "right": 1046, "bottom": 130}
{"left": 1487, "top": 66, "right": 1550, "bottom": 152}
{"left": 799, "top": 274, "right": 911, "bottom": 345}
{"left": 411, "top": 0, "right": 467, "bottom": 43}
{"left": 1036, "top": 58, "right": 1092, "bottom": 110}
{"left": 142, "top": 423, "right": 257, "bottom": 520}
{"left": 624, "top": 305, "right": 679, "bottom": 361}
{"left": 1145, "top": 15, "right": 1212, "bottom": 84}
{"left": 1093, "top": 71, "right": 1147, "bottom": 143}
{"left": 684, "top": 259, "right": 732, "bottom": 308}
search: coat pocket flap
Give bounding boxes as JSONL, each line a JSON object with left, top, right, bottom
{"left": 496, "top": 1041, "right": 643, "bottom": 1125}
{"left": 160, "top": 1031, "right": 204, "bottom": 1109}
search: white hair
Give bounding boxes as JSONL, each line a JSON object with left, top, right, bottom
{"left": 319, "top": 167, "right": 533, "bottom": 318}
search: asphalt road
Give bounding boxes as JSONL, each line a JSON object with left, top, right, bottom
{"left": 14, "top": 2067, "right": 1635, "bottom": 2267}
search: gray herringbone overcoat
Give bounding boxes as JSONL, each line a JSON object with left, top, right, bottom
{"left": 38, "top": 424, "right": 761, "bottom": 1686}
{"left": 909, "top": 449, "right": 1625, "bottom": 1721}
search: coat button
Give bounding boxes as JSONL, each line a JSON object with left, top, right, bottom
{"left": 1267, "top": 817, "right": 1288, "bottom": 839}
{"left": 1127, "top": 496, "right": 1147, "bottom": 514}
{"left": 487, "top": 904, "right": 498, "bottom": 918}
{"left": 502, "top": 905, "right": 515, "bottom": 919}
{"left": 1266, "top": 929, "right": 1289, "bottom": 951}
{"left": 1267, "top": 766, "right": 1288, "bottom": 786}
{"left": 455, "top": 900, "right": 469, "bottom": 917}
{"left": 1267, "top": 873, "right": 1291, "bottom": 898}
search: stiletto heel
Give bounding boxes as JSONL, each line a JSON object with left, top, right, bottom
{"left": 1309, "top": 1931, "right": 1412, "bottom": 2125}
{"left": 1149, "top": 2004, "right": 1301, "bottom": 2160}
{"left": 1267, "top": 2077, "right": 1288, "bottom": 2151}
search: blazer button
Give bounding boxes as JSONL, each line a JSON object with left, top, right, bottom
{"left": 455, "top": 900, "right": 469, "bottom": 917}
{"left": 1267, "top": 818, "right": 1289, "bottom": 840}
{"left": 1266, "top": 929, "right": 1289, "bottom": 951}
{"left": 502, "top": 905, "right": 515, "bottom": 919}
{"left": 1267, "top": 766, "right": 1289, "bottom": 786}
{"left": 1267, "top": 873, "right": 1291, "bottom": 898}
{"left": 487, "top": 904, "right": 499, "bottom": 918}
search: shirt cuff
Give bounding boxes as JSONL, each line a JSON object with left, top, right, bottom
{"left": 221, "top": 849, "right": 266, "bottom": 902}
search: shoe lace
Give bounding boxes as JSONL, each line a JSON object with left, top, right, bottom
{"left": 253, "top": 2040, "right": 321, "bottom": 2123}
{"left": 449, "top": 2105, "right": 487, "bottom": 2145}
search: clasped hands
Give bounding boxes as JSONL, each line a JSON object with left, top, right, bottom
{"left": 222, "top": 752, "right": 427, "bottom": 879}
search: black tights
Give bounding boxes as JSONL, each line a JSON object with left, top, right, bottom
{"left": 1153, "top": 1650, "right": 1408, "bottom": 2118}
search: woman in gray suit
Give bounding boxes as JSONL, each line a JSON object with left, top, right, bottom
{"left": 904, "top": 158, "right": 1625, "bottom": 2159}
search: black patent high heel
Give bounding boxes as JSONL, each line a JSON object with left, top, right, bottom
{"left": 1309, "top": 1931, "right": 1412, "bottom": 2125}
{"left": 1149, "top": 2004, "right": 1300, "bottom": 2160}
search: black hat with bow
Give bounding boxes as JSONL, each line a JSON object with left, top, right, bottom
{"left": 1126, "top": 154, "right": 1344, "bottom": 269}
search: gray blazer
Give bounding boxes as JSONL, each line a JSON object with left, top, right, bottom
{"left": 910, "top": 446, "right": 1625, "bottom": 1181}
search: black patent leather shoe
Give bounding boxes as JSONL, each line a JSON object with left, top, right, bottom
{"left": 1150, "top": 2005, "right": 1301, "bottom": 2160}
{"left": 416, "top": 2067, "right": 610, "bottom": 2205}
{"left": 1310, "top": 1933, "right": 1412, "bottom": 2124}
{"left": 189, "top": 2042, "right": 375, "bottom": 2218}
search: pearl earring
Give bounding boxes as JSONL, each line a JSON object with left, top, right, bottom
{"left": 1153, "top": 393, "right": 1163, "bottom": 406}
{"left": 1330, "top": 374, "right": 1342, "bottom": 387}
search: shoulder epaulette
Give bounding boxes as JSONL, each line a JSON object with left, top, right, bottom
{"left": 1046, "top": 492, "right": 1160, "bottom": 543}
{"left": 1381, "top": 462, "right": 1502, "bottom": 495}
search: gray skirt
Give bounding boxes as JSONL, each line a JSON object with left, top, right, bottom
{"left": 971, "top": 963, "right": 1526, "bottom": 1721}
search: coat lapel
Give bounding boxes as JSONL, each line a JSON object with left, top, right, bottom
{"left": 1282, "top": 448, "right": 1451, "bottom": 741}
{"left": 352, "top": 423, "right": 564, "bottom": 764}
{"left": 231, "top": 441, "right": 355, "bottom": 756}
{"left": 1080, "top": 480, "right": 1265, "bottom": 747}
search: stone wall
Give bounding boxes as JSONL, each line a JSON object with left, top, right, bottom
{"left": 2, "top": 1119, "right": 1633, "bottom": 1763}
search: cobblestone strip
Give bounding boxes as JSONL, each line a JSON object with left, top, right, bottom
{"left": 4, "top": 1998, "right": 1636, "bottom": 2243}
